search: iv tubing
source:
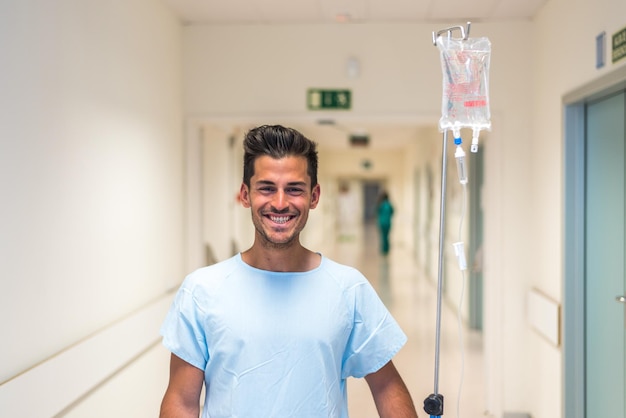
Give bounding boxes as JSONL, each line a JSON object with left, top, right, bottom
{"left": 455, "top": 184, "right": 468, "bottom": 418}
{"left": 433, "top": 130, "right": 449, "bottom": 395}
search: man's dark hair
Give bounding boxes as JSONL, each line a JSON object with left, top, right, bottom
{"left": 243, "top": 125, "right": 319, "bottom": 188}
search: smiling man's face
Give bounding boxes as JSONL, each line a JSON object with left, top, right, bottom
{"left": 240, "top": 155, "right": 320, "bottom": 249}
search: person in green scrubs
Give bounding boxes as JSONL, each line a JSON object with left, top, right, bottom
{"left": 377, "top": 191, "right": 394, "bottom": 256}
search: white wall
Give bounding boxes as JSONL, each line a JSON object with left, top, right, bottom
{"left": 62, "top": 345, "right": 172, "bottom": 418}
{"left": 404, "top": 128, "right": 442, "bottom": 284}
{"left": 530, "top": 1, "right": 626, "bottom": 418}
{"left": 0, "top": 0, "right": 184, "bottom": 415}
{"left": 202, "top": 126, "right": 237, "bottom": 263}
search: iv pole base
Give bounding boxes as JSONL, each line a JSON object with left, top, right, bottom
{"left": 423, "top": 393, "right": 444, "bottom": 416}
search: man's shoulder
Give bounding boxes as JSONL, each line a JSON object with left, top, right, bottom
{"left": 183, "top": 254, "right": 242, "bottom": 288}
{"left": 321, "top": 256, "right": 354, "bottom": 271}
{"left": 320, "top": 256, "right": 367, "bottom": 285}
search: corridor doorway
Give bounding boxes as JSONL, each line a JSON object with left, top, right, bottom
{"left": 362, "top": 180, "right": 384, "bottom": 223}
{"left": 564, "top": 69, "right": 626, "bottom": 418}
{"left": 583, "top": 89, "right": 626, "bottom": 417}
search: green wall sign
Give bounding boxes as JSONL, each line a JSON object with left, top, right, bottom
{"left": 612, "top": 26, "right": 626, "bottom": 63}
{"left": 307, "top": 89, "right": 351, "bottom": 110}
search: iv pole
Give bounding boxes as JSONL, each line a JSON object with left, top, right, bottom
{"left": 423, "top": 22, "right": 471, "bottom": 418}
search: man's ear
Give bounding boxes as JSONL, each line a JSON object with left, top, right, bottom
{"left": 309, "top": 183, "right": 321, "bottom": 209}
{"left": 239, "top": 183, "right": 251, "bottom": 208}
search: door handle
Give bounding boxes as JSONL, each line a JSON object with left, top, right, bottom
{"left": 616, "top": 296, "right": 626, "bottom": 303}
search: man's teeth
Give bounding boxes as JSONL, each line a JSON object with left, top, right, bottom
{"left": 270, "top": 216, "right": 290, "bottom": 224}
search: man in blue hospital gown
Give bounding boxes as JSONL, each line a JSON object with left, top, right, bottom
{"left": 159, "top": 125, "right": 418, "bottom": 418}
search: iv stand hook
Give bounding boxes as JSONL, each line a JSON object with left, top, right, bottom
{"left": 432, "top": 21, "right": 471, "bottom": 45}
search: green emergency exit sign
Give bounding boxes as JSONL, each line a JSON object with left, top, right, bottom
{"left": 307, "top": 89, "right": 351, "bottom": 110}
{"left": 613, "top": 26, "right": 626, "bottom": 63}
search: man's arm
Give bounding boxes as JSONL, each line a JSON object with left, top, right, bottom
{"left": 160, "top": 354, "right": 205, "bottom": 418}
{"left": 365, "top": 360, "right": 419, "bottom": 418}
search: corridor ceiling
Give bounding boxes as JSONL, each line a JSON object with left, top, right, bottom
{"left": 162, "top": 0, "right": 549, "bottom": 150}
{"left": 162, "top": 0, "right": 548, "bottom": 25}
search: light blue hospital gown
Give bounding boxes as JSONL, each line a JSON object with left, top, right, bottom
{"left": 161, "top": 253, "right": 407, "bottom": 418}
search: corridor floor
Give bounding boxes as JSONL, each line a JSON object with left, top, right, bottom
{"left": 323, "top": 224, "right": 488, "bottom": 418}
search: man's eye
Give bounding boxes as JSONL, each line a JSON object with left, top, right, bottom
{"left": 287, "top": 188, "right": 305, "bottom": 195}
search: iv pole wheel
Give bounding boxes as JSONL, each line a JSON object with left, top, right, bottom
{"left": 424, "top": 393, "right": 444, "bottom": 416}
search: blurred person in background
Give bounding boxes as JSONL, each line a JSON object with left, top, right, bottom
{"left": 377, "top": 191, "right": 394, "bottom": 256}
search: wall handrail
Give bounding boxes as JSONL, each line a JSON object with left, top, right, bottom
{"left": 0, "top": 292, "right": 173, "bottom": 417}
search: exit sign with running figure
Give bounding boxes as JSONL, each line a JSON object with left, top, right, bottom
{"left": 307, "top": 89, "right": 351, "bottom": 110}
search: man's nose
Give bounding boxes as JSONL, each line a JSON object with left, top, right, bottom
{"left": 271, "top": 190, "right": 289, "bottom": 211}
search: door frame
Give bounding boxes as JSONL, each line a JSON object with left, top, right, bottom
{"left": 563, "top": 65, "right": 626, "bottom": 418}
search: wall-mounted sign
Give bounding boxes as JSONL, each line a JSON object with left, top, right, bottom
{"left": 307, "top": 89, "right": 351, "bottom": 110}
{"left": 612, "top": 26, "right": 626, "bottom": 64}
{"left": 596, "top": 32, "right": 606, "bottom": 69}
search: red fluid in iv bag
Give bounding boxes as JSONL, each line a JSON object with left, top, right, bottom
{"left": 436, "top": 36, "right": 492, "bottom": 137}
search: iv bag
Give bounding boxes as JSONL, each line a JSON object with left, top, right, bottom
{"left": 436, "top": 36, "right": 491, "bottom": 137}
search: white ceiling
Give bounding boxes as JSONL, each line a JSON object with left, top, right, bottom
{"left": 162, "top": 0, "right": 548, "bottom": 25}
{"left": 162, "top": 0, "right": 549, "bottom": 150}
